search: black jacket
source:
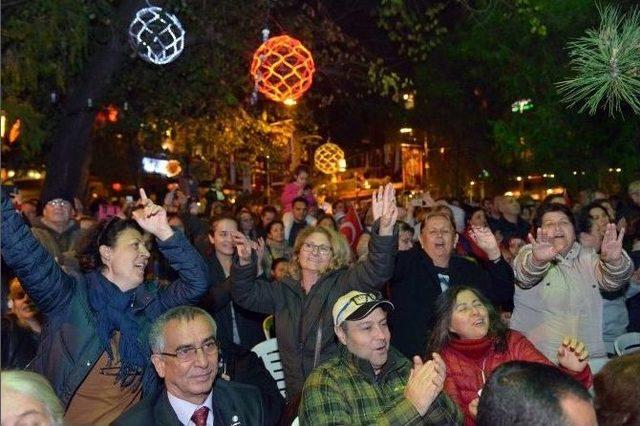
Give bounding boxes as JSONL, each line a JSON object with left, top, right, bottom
{"left": 112, "top": 380, "right": 264, "bottom": 426}
{"left": 1, "top": 314, "right": 40, "bottom": 369}
{"left": 219, "top": 343, "right": 284, "bottom": 425}
{"left": 200, "top": 254, "right": 265, "bottom": 351}
{"left": 389, "top": 246, "right": 515, "bottom": 359}
{"left": 0, "top": 193, "right": 210, "bottom": 408}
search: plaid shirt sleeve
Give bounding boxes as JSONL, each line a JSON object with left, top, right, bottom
{"left": 299, "top": 369, "right": 351, "bottom": 425}
{"left": 420, "top": 392, "right": 464, "bottom": 425}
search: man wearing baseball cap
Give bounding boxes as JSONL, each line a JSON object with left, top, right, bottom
{"left": 298, "top": 290, "right": 461, "bottom": 425}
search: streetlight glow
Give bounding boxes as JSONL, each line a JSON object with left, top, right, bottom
{"left": 399, "top": 127, "right": 413, "bottom": 134}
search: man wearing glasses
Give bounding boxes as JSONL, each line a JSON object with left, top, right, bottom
{"left": 299, "top": 291, "right": 462, "bottom": 425}
{"left": 114, "top": 306, "right": 263, "bottom": 426}
{"left": 30, "top": 193, "right": 82, "bottom": 271}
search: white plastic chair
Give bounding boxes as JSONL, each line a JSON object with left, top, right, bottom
{"left": 252, "top": 338, "right": 286, "bottom": 398}
{"left": 262, "top": 315, "right": 275, "bottom": 340}
{"left": 614, "top": 332, "right": 640, "bottom": 356}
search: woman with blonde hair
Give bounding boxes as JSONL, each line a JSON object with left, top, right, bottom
{"left": 232, "top": 184, "right": 398, "bottom": 401}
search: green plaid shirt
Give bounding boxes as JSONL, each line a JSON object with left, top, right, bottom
{"left": 299, "top": 346, "right": 462, "bottom": 425}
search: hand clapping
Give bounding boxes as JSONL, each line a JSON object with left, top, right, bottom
{"left": 404, "top": 353, "right": 446, "bottom": 416}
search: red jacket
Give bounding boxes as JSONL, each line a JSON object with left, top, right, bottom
{"left": 441, "top": 330, "right": 592, "bottom": 426}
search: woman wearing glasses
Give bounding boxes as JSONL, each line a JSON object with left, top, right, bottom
{"left": 232, "top": 184, "right": 398, "bottom": 404}
{"left": 0, "top": 188, "right": 209, "bottom": 425}
{"left": 429, "top": 286, "right": 593, "bottom": 425}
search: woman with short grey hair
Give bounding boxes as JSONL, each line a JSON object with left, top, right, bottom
{"left": 1, "top": 370, "right": 65, "bottom": 425}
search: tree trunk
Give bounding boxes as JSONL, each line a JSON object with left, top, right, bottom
{"left": 41, "top": 0, "right": 147, "bottom": 203}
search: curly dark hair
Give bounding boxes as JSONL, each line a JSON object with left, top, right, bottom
{"left": 427, "top": 286, "right": 509, "bottom": 355}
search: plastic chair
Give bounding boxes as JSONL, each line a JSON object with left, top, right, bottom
{"left": 263, "top": 314, "right": 275, "bottom": 340}
{"left": 252, "top": 338, "right": 286, "bottom": 398}
{"left": 614, "top": 332, "right": 640, "bottom": 356}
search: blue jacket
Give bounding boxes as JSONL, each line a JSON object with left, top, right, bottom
{"left": 1, "top": 194, "right": 210, "bottom": 408}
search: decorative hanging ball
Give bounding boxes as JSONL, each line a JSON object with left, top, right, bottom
{"left": 128, "top": 6, "right": 185, "bottom": 65}
{"left": 314, "top": 142, "right": 345, "bottom": 175}
{"left": 250, "top": 35, "right": 315, "bottom": 104}
{"left": 165, "top": 160, "right": 182, "bottom": 177}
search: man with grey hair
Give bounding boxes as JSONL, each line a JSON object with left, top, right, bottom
{"left": 114, "top": 306, "right": 263, "bottom": 426}
{"left": 1, "top": 370, "right": 65, "bottom": 426}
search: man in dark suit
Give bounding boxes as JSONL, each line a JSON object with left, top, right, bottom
{"left": 113, "top": 306, "right": 264, "bottom": 426}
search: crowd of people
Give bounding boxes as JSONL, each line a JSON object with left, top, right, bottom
{"left": 1, "top": 169, "right": 640, "bottom": 426}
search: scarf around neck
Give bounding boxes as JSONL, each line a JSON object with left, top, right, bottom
{"left": 87, "top": 271, "right": 147, "bottom": 387}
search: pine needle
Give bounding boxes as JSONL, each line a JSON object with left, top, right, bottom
{"left": 557, "top": 4, "right": 640, "bottom": 117}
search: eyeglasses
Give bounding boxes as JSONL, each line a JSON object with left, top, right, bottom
{"left": 160, "top": 339, "right": 219, "bottom": 362}
{"left": 335, "top": 291, "right": 382, "bottom": 323}
{"left": 47, "top": 199, "right": 70, "bottom": 207}
{"left": 301, "top": 242, "right": 332, "bottom": 256}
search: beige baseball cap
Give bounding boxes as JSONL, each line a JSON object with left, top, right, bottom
{"left": 332, "top": 291, "right": 394, "bottom": 327}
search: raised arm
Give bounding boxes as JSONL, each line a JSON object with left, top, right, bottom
{"left": 1, "top": 190, "right": 73, "bottom": 314}
{"left": 230, "top": 231, "right": 279, "bottom": 314}
{"left": 338, "top": 184, "right": 398, "bottom": 292}
{"left": 513, "top": 229, "right": 556, "bottom": 288}
{"left": 468, "top": 226, "right": 515, "bottom": 309}
{"left": 131, "top": 189, "right": 209, "bottom": 309}
{"left": 596, "top": 224, "right": 633, "bottom": 291}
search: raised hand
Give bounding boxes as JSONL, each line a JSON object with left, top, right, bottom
{"left": 372, "top": 183, "right": 398, "bottom": 236}
{"left": 253, "top": 237, "right": 266, "bottom": 264}
{"left": 231, "top": 231, "right": 253, "bottom": 266}
{"left": 600, "top": 223, "right": 625, "bottom": 265}
{"left": 557, "top": 336, "right": 589, "bottom": 373}
{"left": 470, "top": 226, "right": 501, "bottom": 260}
{"left": 528, "top": 228, "right": 558, "bottom": 265}
{"left": 132, "top": 188, "right": 174, "bottom": 241}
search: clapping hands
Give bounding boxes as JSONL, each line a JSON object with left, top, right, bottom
{"left": 405, "top": 353, "right": 446, "bottom": 416}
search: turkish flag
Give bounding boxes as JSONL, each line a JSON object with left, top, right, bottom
{"left": 339, "top": 204, "right": 364, "bottom": 251}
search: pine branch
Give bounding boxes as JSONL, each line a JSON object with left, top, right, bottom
{"left": 556, "top": 4, "right": 640, "bottom": 117}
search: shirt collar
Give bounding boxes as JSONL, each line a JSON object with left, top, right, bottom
{"left": 167, "top": 390, "right": 214, "bottom": 426}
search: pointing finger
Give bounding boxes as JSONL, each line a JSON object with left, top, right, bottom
{"left": 139, "top": 188, "right": 148, "bottom": 202}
